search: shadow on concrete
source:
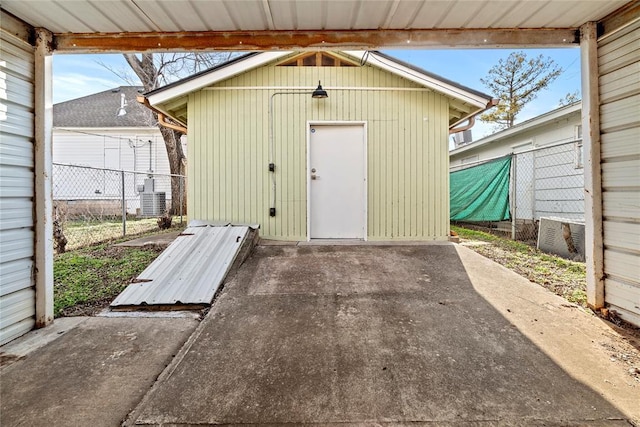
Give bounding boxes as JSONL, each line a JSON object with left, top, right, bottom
{"left": 129, "top": 245, "right": 631, "bottom": 425}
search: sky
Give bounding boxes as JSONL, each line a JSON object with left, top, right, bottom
{"left": 52, "top": 47, "right": 581, "bottom": 140}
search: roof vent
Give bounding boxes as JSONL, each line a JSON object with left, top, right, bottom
{"left": 111, "top": 88, "right": 120, "bottom": 93}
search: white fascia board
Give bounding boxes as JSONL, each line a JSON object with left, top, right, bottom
{"left": 449, "top": 103, "right": 582, "bottom": 156}
{"left": 344, "top": 50, "right": 489, "bottom": 108}
{"left": 147, "top": 51, "right": 293, "bottom": 106}
{"left": 54, "top": 126, "right": 158, "bottom": 132}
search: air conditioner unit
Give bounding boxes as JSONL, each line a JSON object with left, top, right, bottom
{"left": 140, "top": 192, "right": 166, "bottom": 217}
{"left": 453, "top": 129, "right": 473, "bottom": 147}
{"left": 537, "top": 217, "right": 585, "bottom": 261}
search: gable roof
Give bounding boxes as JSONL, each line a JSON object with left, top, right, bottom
{"left": 142, "top": 50, "right": 495, "bottom": 129}
{"left": 54, "top": 86, "right": 155, "bottom": 128}
{"left": 450, "top": 101, "right": 582, "bottom": 157}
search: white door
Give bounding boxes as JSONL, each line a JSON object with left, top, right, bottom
{"left": 309, "top": 124, "right": 365, "bottom": 239}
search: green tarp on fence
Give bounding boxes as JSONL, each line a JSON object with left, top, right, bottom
{"left": 450, "top": 155, "right": 512, "bottom": 222}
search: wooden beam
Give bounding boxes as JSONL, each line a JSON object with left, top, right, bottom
{"left": 0, "top": 8, "right": 34, "bottom": 44}
{"left": 580, "top": 22, "right": 605, "bottom": 311}
{"left": 53, "top": 28, "right": 578, "bottom": 53}
{"left": 599, "top": 0, "right": 640, "bottom": 39}
{"left": 34, "top": 27, "right": 55, "bottom": 328}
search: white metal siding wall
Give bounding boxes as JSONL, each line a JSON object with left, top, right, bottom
{"left": 0, "top": 31, "right": 36, "bottom": 345}
{"left": 598, "top": 20, "right": 640, "bottom": 325}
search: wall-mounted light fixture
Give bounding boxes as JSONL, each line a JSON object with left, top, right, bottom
{"left": 312, "top": 81, "right": 328, "bottom": 99}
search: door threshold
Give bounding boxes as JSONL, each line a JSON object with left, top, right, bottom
{"left": 300, "top": 239, "right": 365, "bottom": 246}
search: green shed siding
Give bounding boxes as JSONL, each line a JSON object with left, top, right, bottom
{"left": 188, "top": 62, "right": 450, "bottom": 240}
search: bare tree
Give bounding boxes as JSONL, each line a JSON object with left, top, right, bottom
{"left": 480, "top": 51, "right": 562, "bottom": 130}
{"left": 104, "top": 52, "right": 235, "bottom": 214}
{"left": 558, "top": 90, "right": 580, "bottom": 107}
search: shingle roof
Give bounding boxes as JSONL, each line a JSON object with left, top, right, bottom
{"left": 53, "top": 86, "right": 155, "bottom": 128}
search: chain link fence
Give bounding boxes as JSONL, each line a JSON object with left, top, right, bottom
{"left": 451, "top": 140, "right": 585, "bottom": 245}
{"left": 53, "top": 163, "right": 185, "bottom": 252}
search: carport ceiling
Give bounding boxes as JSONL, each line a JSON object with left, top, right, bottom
{"left": 2, "top": 0, "right": 634, "bottom": 52}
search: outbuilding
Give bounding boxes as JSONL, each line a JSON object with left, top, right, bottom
{"left": 142, "top": 50, "right": 494, "bottom": 241}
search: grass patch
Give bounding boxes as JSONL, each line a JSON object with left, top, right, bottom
{"left": 52, "top": 226, "right": 185, "bottom": 317}
{"left": 452, "top": 225, "right": 587, "bottom": 307}
{"left": 62, "top": 216, "right": 185, "bottom": 250}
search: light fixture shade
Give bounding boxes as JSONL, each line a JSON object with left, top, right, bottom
{"left": 312, "top": 81, "right": 328, "bottom": 99}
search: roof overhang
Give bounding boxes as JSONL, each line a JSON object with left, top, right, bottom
{"left": 450, "top": 102, "right": 582, "bottom": 157}
{"left": 145, "top": 51, "right": 291, "bottom": 106}
{"left": 348, "top": 51, "right": 489, "bottom": 107}
{"left": 142, "top": 49, "right": 494, "bottom": 130}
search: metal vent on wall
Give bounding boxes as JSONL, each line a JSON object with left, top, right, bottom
{"left": 537, "top": 217, "right": 585, "bottom": 261}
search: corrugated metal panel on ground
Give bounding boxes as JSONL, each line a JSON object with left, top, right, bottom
{"left": 0, "top": 30, "right": 36, "bottom": 345}
{"left": 598, "top": 20, "right": 640, "bottom": 326}
{"left": 111, "top": 225, "right": 250, "bottom": 308}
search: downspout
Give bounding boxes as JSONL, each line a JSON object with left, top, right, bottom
{"left": 449, "top": 115, "right": 475, "bottom": 134}
{"left": 137, "top": 95, "right": 188, "bottom": 134}
{"left": 449, "top": 98, "right": 499, "bottom": 134}
{"left": 158, "top": 113, "right": 188, "bottom": 134}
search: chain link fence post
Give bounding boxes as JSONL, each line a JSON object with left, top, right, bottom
{"left": 511, "top": 153, "right": 517, "bottom": 240}
{"left": 179, "top": 175, "right": 184, "bottom": 225}
{"left": 52, "top": 163, "right": 185, "bottom": 251}
{"left": 121, "top": 170, "right": 126, "bottom": 236}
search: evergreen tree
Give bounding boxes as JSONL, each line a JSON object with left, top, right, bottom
{"left": 480, "top": 52, "right": 562, "bottom": 129}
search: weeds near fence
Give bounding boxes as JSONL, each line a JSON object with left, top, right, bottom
{"left": 453, "top": 225, "right": 587, "bottom": 307}
{"left": 62, "top": 217, "right": 160, "bottom": 251}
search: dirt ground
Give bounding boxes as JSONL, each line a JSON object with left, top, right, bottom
{"left": 457, "top": 235, "right": 640, "bottom": 386}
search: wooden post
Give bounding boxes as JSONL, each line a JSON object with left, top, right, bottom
{"left": 580, "top": 22, "right": 605, "bottom": 310}
{"left": 34, "top": 27, "right": 55, "bottom": 327}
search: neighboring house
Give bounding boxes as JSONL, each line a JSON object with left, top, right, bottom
{"left": 450, "top": 102, "right": 584, "bottom": 224}
{"left": 140, "top": 50, "right": 494, "bottom": 241}
{"left": 53, "top": 86, "right": 186, "bottom": 215}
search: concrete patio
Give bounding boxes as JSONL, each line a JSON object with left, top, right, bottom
{"left": 1, "top": 243, "right": 638, "bottom": 426}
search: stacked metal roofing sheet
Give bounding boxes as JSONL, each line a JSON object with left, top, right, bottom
{"left": 111, "top": 225, "right": 251, "bottom": 309}
{"left": 1, "top": 1, "right": 628, "bottom": 34}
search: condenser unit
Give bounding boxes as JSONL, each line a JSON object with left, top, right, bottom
{"left": 537, "top": 217, "right": 585, "bottom": 261}
{"left": 140, "top": 192, "right": 166, "bottom": 216}
{"left": 138, "top": 178, "right": 166, "bottom": 216}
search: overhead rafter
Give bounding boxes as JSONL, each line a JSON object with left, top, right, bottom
{"left": 0, "top": 9, "right": 33, "bottom": 44}
{"left": 53, "top": 28, "right": 579, "bottom": 53}
{"left": 598, "top": 0, "right": 640, "bottom": 39}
